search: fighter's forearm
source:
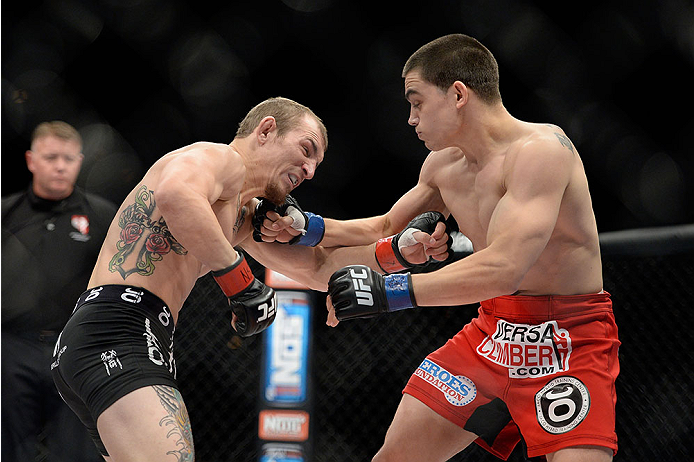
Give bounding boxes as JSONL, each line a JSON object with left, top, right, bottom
{"left": 311, "top": 243, "right": 380, "bottom": 289}
{"left": 410, "top": 249, "right": 522, "bottom": 307}
{"left": 242, "top": 239, "right": 380, "bottom": 293}
{"left": 320, "top": 216, "right": 391, "bottom": 247}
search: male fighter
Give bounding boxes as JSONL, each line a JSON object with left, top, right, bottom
{"left": 259, "top": 35, "right": 620, "bottom": 462}
{"left": 50, "top": 96, "right": 451, "bottom": 461}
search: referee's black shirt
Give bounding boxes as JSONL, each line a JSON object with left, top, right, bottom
{"left": 2, "top": 184, "right": 118, "bottom": 334}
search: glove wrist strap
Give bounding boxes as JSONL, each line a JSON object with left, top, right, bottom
{"left": 384, "top": 273, "right": 416, "bottom": 311}
{"left": 294, "top": 212, "right": 325, "bottom": 247}
{"left": 212, "top": 254, "right": 254, "bottom": 297}
{"left": 375, "top": 236, "right": 410, "bottom": 274}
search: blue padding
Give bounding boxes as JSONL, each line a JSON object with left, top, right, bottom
{"left": 384, "top": 273, "right": 415, "bottom": 312}
{"left": 296, "top": 212, "right": 325, "bottom": 247}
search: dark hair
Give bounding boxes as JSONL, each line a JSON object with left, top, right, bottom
{"left": 402, "top": 34, "right": 501, "bottom": 104}
{"left": 236, "top": 97, "right": 328, "bottom": 150}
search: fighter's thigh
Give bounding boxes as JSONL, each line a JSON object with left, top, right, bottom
{"left": 97, "top": 385, "right": 193, "bottom": 462}
{"left": 373, "top": 394, "right": 477, "bottom": 462}
{"left": 547, "top": 445, "right": 613, "bottom": 462}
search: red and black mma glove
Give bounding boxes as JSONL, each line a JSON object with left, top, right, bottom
{"left": 375, "top": 211, "right": 453, "bottom": 274}
{"left": 212, "top": 253, "right": 277, "bottom": 337}
{"left": 252, "top": 195, "right": 325, "bottom": 246}
{"left": 328, "top": 265, "right": 417, "bottom": 321}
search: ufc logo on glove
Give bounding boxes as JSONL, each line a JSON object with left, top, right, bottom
{"left": 349, "top": 267, "right": 374, "bottom": 306}
{"left": 258, "top": 298, "right": 277, "bottom": 322}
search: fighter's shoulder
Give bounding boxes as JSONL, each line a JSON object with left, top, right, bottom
{"left": 421, "top": 147, "right": 463, "bottom": 173}
{"left": 505, "top": 125, "right": 577, "bottom": 187}
{"left": 174, "top": 141, "right": 240, "bottom": 159}
{"left": 425, "top": 146, "right": 464, "bottom": 162}
{"left": 160, "top": 142, "right": 243, "bottom": 176}
{"left": 519, "top": 123, "right": 576, "bottom": 157}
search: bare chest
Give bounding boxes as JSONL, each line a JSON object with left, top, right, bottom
{"left": 437, "top": 161, "right": 504, "bottom": 249}
{"left": 212, "top": 198, "right": 253, "bottom": 246}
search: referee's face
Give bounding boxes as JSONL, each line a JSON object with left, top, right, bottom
{"left": 26, "top": 135, "right": 83, "bottom": 201}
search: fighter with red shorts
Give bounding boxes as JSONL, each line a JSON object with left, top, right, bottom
{"left": 403, "top": 292, "right": 620, "bottom": 459}
{"left": 260, "top": 33, "right": 620, "bottom": 462}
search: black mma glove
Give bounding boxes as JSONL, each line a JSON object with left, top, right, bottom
{"left": 252, "top": 195, "right": 325, "bottom": 246}
{"left": 212, "top": 253, "right": 277, "bottom": 337}
{"left": 375, "top": 211, "right": 453, "bottom": 274}
{"left": 328, "top": 265, "right": 417, "bottom": 321}
{"left": 252, "top": 198, "right": 278, "bottom": 242}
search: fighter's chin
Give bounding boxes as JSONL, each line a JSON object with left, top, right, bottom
{"left": 264, "top": 183, "right": 288, "bottom": 206}
{"left": 422, "top": 138, "right": 446, "bottom": 151}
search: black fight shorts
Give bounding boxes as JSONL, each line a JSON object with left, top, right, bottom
{"left": 51, "top": 285, "right": 177, "bottom": 456}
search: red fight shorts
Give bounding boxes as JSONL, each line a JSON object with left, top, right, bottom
{"left": 403, "top": 292, "right": 620, "bottom": 460}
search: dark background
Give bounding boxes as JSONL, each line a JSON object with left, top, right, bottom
{"left": 3, "top": 2, "right": 694, "bottom": 461}
{"left": 2, "top": 0, "right": 693, "bottom": 231}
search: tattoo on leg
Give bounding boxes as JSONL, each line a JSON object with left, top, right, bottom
{"left": 108, "top": 185, "right": 187, "bottom": 279}
{"left": 153, "top": 385, "right": 194, "bottom": 461}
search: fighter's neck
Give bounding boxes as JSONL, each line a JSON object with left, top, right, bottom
{"left": 228, "top": 139, "right": 267, "bottom": 204}
{"left": 453, "top": 104, "right": 522, "bottom": 164}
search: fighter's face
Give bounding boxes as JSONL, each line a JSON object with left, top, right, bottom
{"left": 265, "top": 115, "right": 324, "bottom": 205}
{"left": 404, "top": 71, "right": 461, "bottom": 151}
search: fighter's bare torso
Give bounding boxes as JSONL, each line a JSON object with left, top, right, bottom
{"left": 87, "top": 143, "right": 255, "bottom": 321}
{"left": 423, "top": 122, "right": 602, "bottom": 296}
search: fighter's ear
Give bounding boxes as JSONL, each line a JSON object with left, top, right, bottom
{"left": 451, "top": 81, "right": 469, "bottom": 108}
{"left": 257, "top": 116, "right": 277, "bottom": 145}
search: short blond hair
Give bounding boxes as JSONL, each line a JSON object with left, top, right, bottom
{"left": 31, "top": 121, "right": 82, "bottom": 150}
{"left": 236, "top": 97, "right": 328, "bottom": 150}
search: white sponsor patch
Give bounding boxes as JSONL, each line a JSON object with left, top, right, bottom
{"left": 414, "top": 359, "right": 476, "bottom": 406}
{"left": 477, "top": 319, "right": 572, "bottom": 378}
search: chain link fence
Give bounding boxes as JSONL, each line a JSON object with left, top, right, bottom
{"left": 175, "top": 225, "right": 694, "bottom": 461}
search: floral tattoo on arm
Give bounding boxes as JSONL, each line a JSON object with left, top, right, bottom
{"left": 109, "top": 185, "right": 187, "bottom": 278}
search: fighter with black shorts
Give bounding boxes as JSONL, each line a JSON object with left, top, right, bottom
{"left": 51, "top": 285, "right": 177, "bottom": 456}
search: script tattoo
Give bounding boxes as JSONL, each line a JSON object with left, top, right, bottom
{"left": 109, "top": 185, "right": 187, "bottom": 278}
{"left": 153, "top": 385, "right": 194, "bottom": 461}
{"left": 233, "top": 199, "right": 247, "bottom": 237}
{"left": 554, "top": 132, "right": 574, "bottom": 153}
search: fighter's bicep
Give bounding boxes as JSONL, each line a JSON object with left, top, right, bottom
{"left": 384, "top": 182, "right": 446, "bottom": 235}
{"left": 487, "top": 148, "right": 571, "bottom": 265}
{"left": 488, "top": 192, "right": 559, "bottom": 257}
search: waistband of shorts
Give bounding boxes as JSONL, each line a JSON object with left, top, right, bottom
{"left": 76, "top": 285, "right": 173, "bottom": 335}
{"left": 480, "top": 291, "right": 612, "bottom": 320}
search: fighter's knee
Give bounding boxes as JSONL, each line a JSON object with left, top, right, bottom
{"left": 372, "top": 446, "right": 402, "bottom": 462}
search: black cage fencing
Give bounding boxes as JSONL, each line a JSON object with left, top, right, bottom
{"left": 175, "top": 224, "right": 694, "bottom": 461}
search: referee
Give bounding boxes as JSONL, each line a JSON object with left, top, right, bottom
{"left": 2, "top": 121, "right": 118, "bottom": 461}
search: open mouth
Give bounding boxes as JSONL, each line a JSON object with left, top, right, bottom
{"left": 288, "top": 174, "right": 299, "bottom": 187}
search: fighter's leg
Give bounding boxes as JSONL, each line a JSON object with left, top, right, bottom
{"left": 546, "top": 445, "right": 613, "bottom": 462}
{"left": 97, "top": 385, "right": 194, "bottom": 462}
{"left": 372, "top": 394, "right": 477, "bottom": 462}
